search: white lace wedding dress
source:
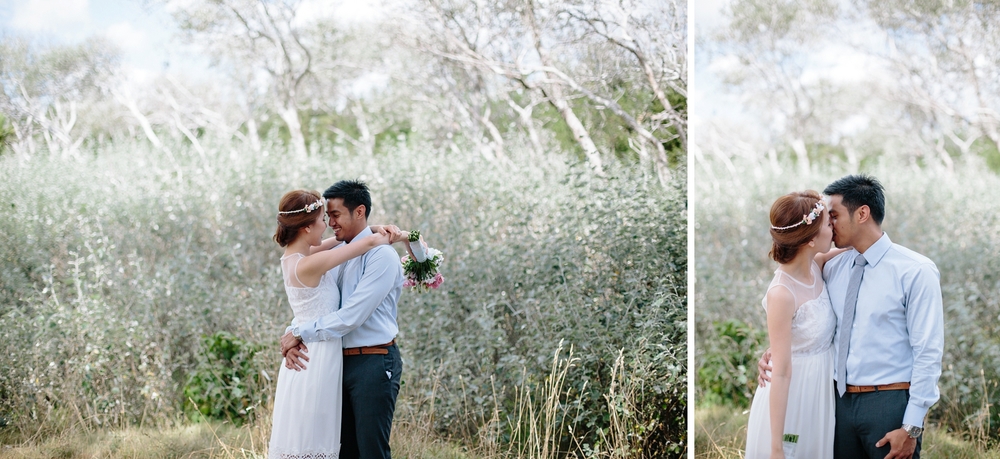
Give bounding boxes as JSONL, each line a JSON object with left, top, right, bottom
{"left": 745, "top": 261, "right": 836, "bottom": 459}
{"left": 269, "top": 254, "right": 342, "bottom": 459}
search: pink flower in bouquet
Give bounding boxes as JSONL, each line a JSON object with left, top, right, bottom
{"left": 426, "top": 272, "right": 444, "bottom": 289}
{"left": 403, "top": 277, "right": 416, "bottom": 288}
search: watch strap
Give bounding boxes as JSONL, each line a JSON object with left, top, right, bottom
{"left": 901, "top": 424, "right": 922, "bottom": 439}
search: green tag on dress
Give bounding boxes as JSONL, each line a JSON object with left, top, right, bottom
{"left": 783, "top": 433, "right": 799, "bottom": 444}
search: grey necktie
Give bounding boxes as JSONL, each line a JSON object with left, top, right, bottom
{"left": 836, "top": 253, "right": 867, "bottom": 396}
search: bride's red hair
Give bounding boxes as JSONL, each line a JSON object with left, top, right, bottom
{"left": 274, "top": 190, "right": 323, "bottom": 247}
{"left": 768, "top": 190, "right": 824, "bottom": 264}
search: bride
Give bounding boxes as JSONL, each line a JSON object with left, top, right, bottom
{"left": 268, "top": 189, "right": 403, "bottom": 458}
{"left": 744, "top": 190, "right": 845, "bottom": 459}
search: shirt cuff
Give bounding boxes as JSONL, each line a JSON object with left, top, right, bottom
{"left": 902, "top": 404, "right": 927, "bottom": 428}
{"left": 296, "top": 325, "right": 317, "bottom": 343}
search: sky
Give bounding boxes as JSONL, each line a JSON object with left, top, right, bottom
{"left": 1, "top": 0, "right": 210, "bottom": 82}
{"left": 0, "top": 0, "right": 384, "bottom": 85}
{"left": 690, "top": 0, "right": 893, "bottom": 147}
{"left": 1, "top": 0, "right": 893, "bottom": 140}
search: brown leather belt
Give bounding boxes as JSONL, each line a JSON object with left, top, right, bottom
{"left": 844, "top": 382, "right": 910, "bottom": 393}
{"left": 343, "top": 339, "right": 395, "bottom": 356}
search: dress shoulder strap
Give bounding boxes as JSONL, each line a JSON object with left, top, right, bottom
{"left": 280, "top": 253, "right": 308, "bottom": 288}
{"left": 292, "top": 255, "right": 306, "bottom": 287}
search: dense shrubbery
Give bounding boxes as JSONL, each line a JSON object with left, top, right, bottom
{"left": 695, "top": 155, "right": 1000, "bottom": 439}
{"left": 696, "top": 319, "right": 764, "bottom": 407}
{"left": 0, "top": 139, "right": 685, "bottom": 457}
{"left": 182, "top": 331, "right": 266, "bottom": 426}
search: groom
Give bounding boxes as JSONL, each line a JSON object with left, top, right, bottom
{"left": 759, "top": 174, "right": 944, "bottom": 459}
{"left": 280, "top": 179, "right": 404, "bottom": 459}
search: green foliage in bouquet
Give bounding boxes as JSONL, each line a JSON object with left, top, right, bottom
{"left": 401, "top": 251, "right": 441, "bottom": 284}
{"left": 183, "top": 332, "right": 265, "bottom": 426}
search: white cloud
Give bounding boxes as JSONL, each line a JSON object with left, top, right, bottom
{"left": 693, "top": 0, "right": 730, "bottom": 36}
{"left": 10, "top": 0, "right": 90, "bottom": 35}
{"left": 102, "top": 21, "right": 146, "bottom": 52}
{"left": 800, "top": 44, "right": 889, "bottom": 86}
{"left": 706, "top": 54, "right": 741, "bottom": 76}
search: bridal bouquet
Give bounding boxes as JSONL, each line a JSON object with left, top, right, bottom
{"left": 401, "top": 230, "right": 444, "bottom": 291}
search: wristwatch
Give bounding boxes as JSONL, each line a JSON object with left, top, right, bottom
{"left": 291, "top": 327, "right": 302, "bottom": 340}
{"left": 901, "top": 424, "right": 923, "bottom": 439}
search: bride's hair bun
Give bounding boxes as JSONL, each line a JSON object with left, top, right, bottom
{"left": 274, "top": 190, "right": 323, "bottom": 247}
{"left": 768, "top": 190, "right": 823, "bottom": 263}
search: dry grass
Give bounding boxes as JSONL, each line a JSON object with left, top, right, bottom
{"left": 693, "top": 404, "right": 747, "bottom": 459}
{"left": 0, "top": 393, "right": 471, "bottom": 459}
{"left": 0, "top": 422, "right": 260, "bottom": 459}
{"left": 0, "top": 418, "right": 471, "bottom": 459}
{"left": 694, "top": 404, "right": 1000, "bottom": 459}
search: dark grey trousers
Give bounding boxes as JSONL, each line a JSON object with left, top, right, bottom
{"left": 340, "top": 344, "right": 403, "bottom": 459}
{"left": 834, "top": 389, "right": 921, "bottom": 459}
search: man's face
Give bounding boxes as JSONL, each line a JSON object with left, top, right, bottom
{"left": 326, "top": 198, "right": 365, "bottom": 242}
{"left": 827, "top": 195, "right": 855, "bottom": 248}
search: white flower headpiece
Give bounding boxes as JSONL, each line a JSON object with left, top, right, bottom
{"left": 771, "top": 199, "right": 825, "bottom": 231}
{"left": 278, "top": 199, "right": 324, "bottom": 216}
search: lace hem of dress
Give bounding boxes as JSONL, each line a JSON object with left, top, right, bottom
{"left": 270, "top": 450, "right": 340, "bottom": 459}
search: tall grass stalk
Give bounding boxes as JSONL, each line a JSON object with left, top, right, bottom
{"left": 504, "top": 342, "right": 581, "bottom": 459}
{"left": 599, "top": 349, "right": 641, "bottom": 459}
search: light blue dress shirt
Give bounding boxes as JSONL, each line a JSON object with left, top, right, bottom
{"left": 824, "top": 232, "right": 944, "bottom": 427}
{"left": 293, "top": 226, "right": 404, "bottom": 348}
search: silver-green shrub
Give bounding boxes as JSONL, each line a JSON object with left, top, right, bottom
{"left": 0, "top": 139, "right": 686, "bottom": 456}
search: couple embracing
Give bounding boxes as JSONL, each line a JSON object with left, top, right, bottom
{"left": 745, "top": 175, "right": 944, "bottom": 459}
{"left": 268, "top": 180, "right": 423, "bottom": 459}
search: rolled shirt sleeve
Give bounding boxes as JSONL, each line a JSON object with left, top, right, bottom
{"left": 903, "top": 261, "right": 944, "bottom": 427}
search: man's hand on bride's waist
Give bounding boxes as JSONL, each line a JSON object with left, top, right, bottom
{"left": 281, "top": 331, "right": 309, "bottom": 371}
{"left": 758, "top": 348, "right": 773, "bottom": 387}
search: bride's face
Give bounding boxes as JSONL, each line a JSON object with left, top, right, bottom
{"left": 828, "top": 194, "right": 854, "bottom": 247}
{"left": 812, "top": 210, "right": 834, "bottom": 252}
{"left": 305, "top": 211, "right": 327, "bottom": 246}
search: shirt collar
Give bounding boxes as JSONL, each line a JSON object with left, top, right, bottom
{"left": 858, "top": 231, "right": 891, "bottom": 267}
{"left": 348, "top": 225, "right": 373, "bottom": 243}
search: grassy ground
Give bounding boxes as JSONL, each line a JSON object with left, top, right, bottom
{"left": 0, "top": 422, "right": 265, "bottom": 459}
{"left": 0, "top": 413, "right": 472, "bottom": 459}
{"left": 694, "top": 403, "right": 1000, "bottom": 459}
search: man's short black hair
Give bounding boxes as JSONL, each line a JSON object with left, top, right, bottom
{"left": 823, "top": 174, "right": 885, "bottom": 225}
{"left": 323, "top": 180, "right": 371, "bottom": 219}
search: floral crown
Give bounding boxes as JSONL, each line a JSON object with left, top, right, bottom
{"left": 771, "top": 200, "right": 825, "bottom": 231}
{"left": 277, "top": 199, "right": 324, "bottom": 216}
